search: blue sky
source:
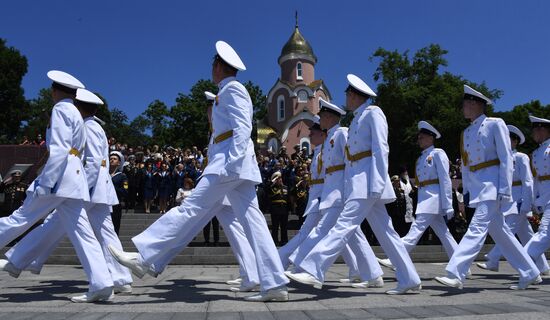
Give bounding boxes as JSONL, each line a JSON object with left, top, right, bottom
{"left": 1, "top": 0, "right": 549, "bottom": 120}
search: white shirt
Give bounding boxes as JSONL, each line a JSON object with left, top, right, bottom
{"left": 202, "top": 76, "right": 261, "bottom": 184}
{"left": 29, "top": 99, "right": 89, "bottom": 201}
{"left": 344, "top": 103, "right": 396, "bottom": 203}
{"left": 532, "top": 138, "right": 550, "bottom": 208}
{"left": 415, "top": 146, "right": 453, "bottom": 214}
{"left": 461, "top": 114, "right": 513, "bottom": 207}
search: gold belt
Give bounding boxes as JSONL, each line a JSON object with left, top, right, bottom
{"left": 512, "top": 180, "right": 522, "bottom": 186}
{"left": 214, "top": 130, "right": 233, "bottom": 144}
{"left": 101, "top": 159, "right": 107, "bottom": 167}
{"left": 418, "top": 179, "right": 439, "bottom": 188}
{"left": 326, "top": 164, "right": 345, "bottom": 174}
{"left": 469, "top": 159, "right": 500, "bottom": 172}
{"left": 69, "top": 148, "right": 80, "bottom": 156}
{"left": 345, "top": 145, "right": 372, "bottom": 162}
{"left": 309, "top": 178, "right": 324, "bottom": 185}
{"left": 272, "top": 199, "right": 287, "bottom": 204}
{"left": 539, "top": 175, "right": 550, "bottom": 182}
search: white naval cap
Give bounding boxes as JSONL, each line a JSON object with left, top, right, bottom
{"left": 47, "top": 70, "right": 85, "bottom": 89}
{"left": 215, "top": 41, "right": 246, "bottom": 71}
{"left": 529, "top": 115, "right": 550, "bottom": 128}
{"left": 110, "top": 151, "right": 125, "bottom": 163}
{"left": 309, "top": 115, "right": 322, "bottom": 131}
{"left": 346, "top": 74, "right": 377, "bottom": 97}
{"left": 463, "top": 84, "right": 492, "bottom": 105}
{"left": 507, "top": 125, "right": 525, "bottom": 145}
{"left": 418, "top": 120, "right": 441, "bottom": 139}
{"left": 318, "top": 98, "right": 346, "bottom": 116}
{"left": 76, "top": 88, "right": 104, "bottom": 105}
{"left": 204, "top": 91, "right": 216, "bottom": 101}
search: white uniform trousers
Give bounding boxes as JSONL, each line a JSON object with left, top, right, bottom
{"left": 132, "top": 174, "right": 288, "bottom": 291}
{"left": 524, "top": 205, "right": 550, "bottom": 272}
{"left": 6, "top": 203, "right": 132, "bottom": 287}
{"left": 290, "top": 206, "right": 383, "bottom": 283}
{"left": 146, "top": 204, "right": 260, "bottom": 287}
{"left": 446, "top": 200, "right": 540, "bottom": 282}
{"left": 402, "top": 213, "right": 458, "bottom": 258}
{"left": 2, "top": 197, "right": 113, "bottom": 291}
{"left": 485, "top": 213, "right": 549, "bottom": 272}
{"left": 279, "top": 210, "right": 322, "bottom": 270}
{"left": 298, "top": 199, "right": 420, "bottom": 287}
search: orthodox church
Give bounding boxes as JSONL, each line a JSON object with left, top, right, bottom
{"left": 256, "top": 17, "right": 332, "bottom": 156}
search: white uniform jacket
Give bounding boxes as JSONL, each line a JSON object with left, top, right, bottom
{"left": 344, "top": 103, "right": 396, "bottom": 203}
{"left": 83, "top": 117, "right": 119, "bottom": 206}
{"left": 531, "top": 138, "right": 550, "bottom": 209}
{"left": 202, "top": 77, "right": 261, "bottom": 184}
{"left": 27, "top": 99, "right": 89, "bottom": 201}
{"left": 502, "top": 150, "right": 534, "bottom": 216}
{"left": 319, "top": 125, "right": 348, "bottom": 210}
{"left": 460, "top": 115, "right": 513, "bottom": 207}
{"left": 304, "top": 145, "right": 324, "bottom": 216}
{"left": 414, "top": 146, "right": 453, "bottom": 214}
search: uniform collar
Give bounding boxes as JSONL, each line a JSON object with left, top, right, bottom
{"left": 353, "top": 102, "right": 369, "bottom": 117}
{"left": 218, "top": 76, "right": 237, "bottom": 89}
{"left": 541, "top": 137, "right": 550, "bottom": 147}
{"left": 421, "top": 145, "right": 434, "bottom": 155}
{"left": 326, "top": 124, "right": 340, "bottom": 136}
{"left": 83, "top": 116, "right": 94, "bottom": 122}
{"left": 471, "top": 114, "right": 486, "bottom": 125}
{"left": 59, "top": 98, "right": 74, "bottom": 104}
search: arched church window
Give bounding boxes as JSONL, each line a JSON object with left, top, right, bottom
{"left": 277, "top": 96, "right": 285, "bottom": 122}
{"left": 297, "top": 90, "right": 308, "bottom": 103}
{"left": 296, "top": 62, "right": 303, "bottom": 80}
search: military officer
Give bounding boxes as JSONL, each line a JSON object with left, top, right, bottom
{"left": 0, "top": 170, "right": 28, "bottom": 217}
{"left": 477, "top": 124, "right": 550, "bottom": 275}
{"left": 435, "top": 85, "right": 540, "bottom": 290}
{"left": 109, "top": 42, "right": 289, "bottom": 302}
{"left": 268, "top": 171, "right": 290, "bottom": 245}
{"left": 379, "top": 121, "right": 459, "bottom": 270}
{"left": 287, "top": 75, "right": 421, "bottom": 295}
{"left": 0, "top": 71, "right": 114, "bottom": 301}
{"left": 522, "top": 116, "right": 550, "bottom": 273}
{"left": 287, "top": 98, "right": 384, "bottom": 289}
{"left": 110, "top": 151, "right": 128, "bottom": 234}
{"left": 2, "top": 89, "right": 134, "bottom": 299}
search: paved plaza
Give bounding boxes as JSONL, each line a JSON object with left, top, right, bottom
{"left": 1, "top": 262, "right": 550, "bottom": 319}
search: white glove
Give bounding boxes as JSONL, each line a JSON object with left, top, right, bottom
{"left": 445, "top": 208, "right": 455, "bottom": 220}
{"left": 34, "top": 185, "right": 51, "bottom": 197}
{"left": 369, "top": 192, "right": 382, "bottom": 199}
{"left": 498, "top": 193, "right": 512, "bottom": 203}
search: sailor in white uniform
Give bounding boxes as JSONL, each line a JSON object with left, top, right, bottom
{"left": 379, "top": 121, "right": 459, "bottom": 269}
{"left": 477, "top": 124, "right": 549, "bottom": 275}
{"left": 522, "top": 116, "right": 550, "bottom": 273}
{"left": 109, "top": 41, "right": 289, "bottom": 302}
{"left": 286, "top": 98, "right": 384, "bottom": 289}
{"left": 435, "top": 85, "right": 540, "bottom": 290}
{"left": 137, "top": 91, "right": 261, "bottom": 293}
{"left": 1, "top": 89, "right": 134, "bottom": 300}
{"left": 0, "top": 72, "right": 114, "bottom": 301}
{"left": 287, "top": 74, "right": 421, "bottom": 295}
{"left": 278, "top": 116, "right": 325, "bottom": 270}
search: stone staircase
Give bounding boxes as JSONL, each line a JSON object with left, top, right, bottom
{"left": 1, "top": 211, "right": 497, "bottom": 265}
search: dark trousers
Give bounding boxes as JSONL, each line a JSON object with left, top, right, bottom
{"left": 270, "top": 204, "right": 288, "bottom": 245}
{"left": 203, "top": 217, "right": 219, "bottom": 245}
{"left": 111, "top": 204, "right": 122, "bottom": 235}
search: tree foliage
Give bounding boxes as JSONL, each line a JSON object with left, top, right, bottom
{"left": 369, "top": 44, "right": 506, "bottom": 175}
{"left": 0, "top": 39, "right": 28, "bottom": 143}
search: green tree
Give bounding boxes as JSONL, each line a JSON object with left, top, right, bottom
{"left": 370, "top": 44, "right": 502, "bottom": 175}
{"left": 0, "top": 38, "right": 28, "bottom": 143}
{"left": 495, "top": 100, "right": 550, "bottom": 154}
{"left": 23, "top": 88, "right": 52, "bottom": 141}
{"left": 143, "top": 100, "right": 170, "bottom": 146}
